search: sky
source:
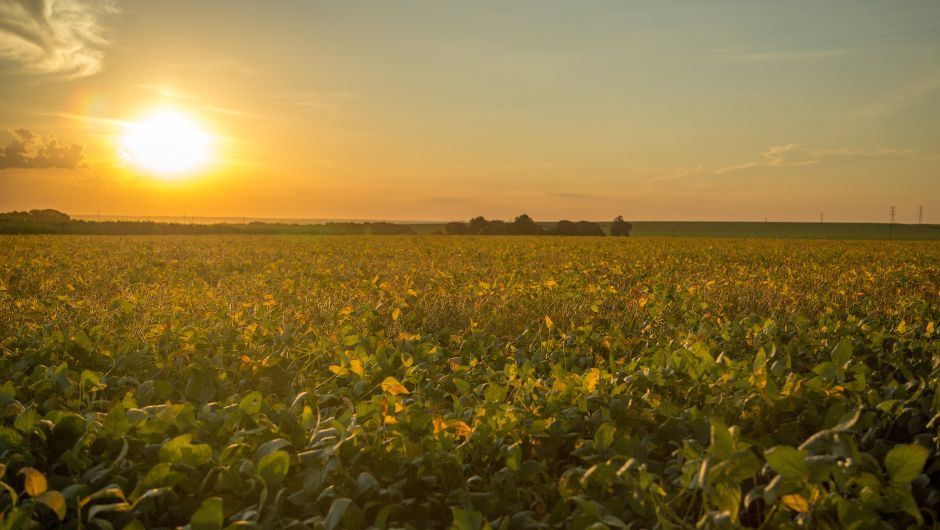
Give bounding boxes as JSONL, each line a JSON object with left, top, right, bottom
{"left": 0, "top": 0, "right": 938, "bottom": 223}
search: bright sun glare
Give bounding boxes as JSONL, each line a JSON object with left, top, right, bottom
{"left": 119, "top": 109, "right": 214, "bottom": 177}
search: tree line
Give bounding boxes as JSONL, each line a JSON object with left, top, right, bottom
{"left": 0, "top": 210, "right": 632, "bottom": 236}
{"left": 444, "top": 214, "right": 632, "bottom": 236}
{"left": 0, "top": 210, "right": 415, "bottom": 235}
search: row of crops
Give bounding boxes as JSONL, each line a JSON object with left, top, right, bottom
{"left": 0, "top": 235, "right": 938, "bottom": 529}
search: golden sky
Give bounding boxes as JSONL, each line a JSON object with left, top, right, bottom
{"left": 1, "top": 1, "right": 939, "bottom": 222}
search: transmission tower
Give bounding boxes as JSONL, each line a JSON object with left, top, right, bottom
{"left": 918, "top": 206, "right": 924, "bottom": 225}
{"left": 819, "top": 213, "right": 824, "bottom": 223}
{"left": 889, "top": 206, "right": 895, "bottom": 240}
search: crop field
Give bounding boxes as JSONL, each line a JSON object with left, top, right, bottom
{"left": 1, "top": 235, "right": 938, "bottom": 529}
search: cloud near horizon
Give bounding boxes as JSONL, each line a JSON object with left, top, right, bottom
{"left": 0, "top": 128, "right": 86, "bottom": 169}
{"left": 715, "top": 144, "right": 919, "bottom": 174}
{"left": 0, "top": 0, "right": 119, "bottom": 78}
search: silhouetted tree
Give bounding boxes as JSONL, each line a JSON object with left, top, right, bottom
{"left": 553, "top": 219, "right": 604, "bottom": 236}
{"left": 610, "top": 215, "right": 632, "bottom": 236}
{"left": 574, "top": 221, "right": 604, "bottom": 236}
{"left": 444, "top": 222, "right": 470, "bottom": 235}
{"left": 469, "top": 216, "right": 489, "bottom": 235}
{"left": 480, "top": 220, "right": 508, "bottom": 235}
{"left": 554, "top": 220, "right": 578, "bottom": 235}
{"left": 510, "top": 214, "right": 543, "bottom": 235}
{"left": 0, "top": 210, "right": 416, "bottom": 235}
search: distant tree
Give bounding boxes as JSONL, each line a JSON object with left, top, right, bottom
{"left": 30, "top": 209, "right": 71, "bottom": 223}
{"left": 574, "top": 221, "right": 604, "bottom": 236}
{"left": 510, "top": 214, "right": 543, "bottom": 235}
{"left": 480, "top": 220, "right": 508, "bottom": 235}
{"left": 469, "top": 216, "right": 489, "bottom": 235}
{"left": 553, "top": 219, "right": 604, "bottom": 236}
{"left": 610, "top": 215, "right": 632, "bottom": 237}
{"left": 554, "top": 220, "right": 578, "bottom": 235}
{"left": 444, "top": 221, "right": 470, "bottom": 235}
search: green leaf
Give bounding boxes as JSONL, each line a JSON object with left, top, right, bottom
{"left": 828, "top": 406, "right": 860, "bottom": 433}
{"left": 257, "top": 450, "right": 290, "bottom": 487}
{"left": 0, "top": 381, "right": 14, "bottom": 406}
{"left": 80, "top": 369, "right": 106, "bottom": 391}
{"left": 13, "top": 408, "right": 40, "bottom": 433}
{"left": 884, "top": 484, "right": 923, "bottom": 524}
{"left": 324, "top": 497, "right": 352, "bottom": 530}
{"left": 830, "top": 339, "right": 853, "bottom": 368}
{"left": 594, "top": 422, "right": 616, "bottom": 451}
{"left": 709, "top": 418, "right": 733, "bottom": 459}
{"left": 451, "top": 506, "right": 484, "bottom": 530}
{"left": 131, "top": 462, "right": 175, "bottom": 501}
{"left": 159, "top": 434, "right": 212, "bottom": 466}
{"left": 88, "top": 502, "right": 131, "bottom": 520}
{"left": 103, "top": 403, "right": 129, "bottom": 436}
{"left": 239, "top": 391, "right": 263, "bottom": 415}
{"left": 190, "top": 496, "right": 223, "bottom": 530}
{"left": 884, "top": 444, "right": 929, "bottom": 485}
{"left": 764, "top": 446, "right": 809, "bottom": 481}
{"left": 1, "top": 507, "right": 31, "bottom": 530}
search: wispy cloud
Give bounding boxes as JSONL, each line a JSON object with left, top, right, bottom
{"left": 715, "top": 144, "right": 818, "bottom": 174}
{"left": 641, "top": 144, "right": 922, "bottom": 190}
{"left": 716, "top": 144, "right": 919, "bottom": 174}
{"left": 0, "top": 128, "right": 85, "bottom": 169}
{"left": 0, "top": 0, "right": 120, "bottom": 79}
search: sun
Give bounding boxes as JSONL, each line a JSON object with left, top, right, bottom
{"left": 119, "top": 108, "right": 214, "bottom": 178}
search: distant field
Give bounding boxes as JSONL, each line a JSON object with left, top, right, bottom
{"left": 1, "top": 235, "right": 937, "bottom": 528}
{"left": 408, "top": 221, "right": 940, "bottom": 239}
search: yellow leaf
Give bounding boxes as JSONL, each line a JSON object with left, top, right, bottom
{"left": 383, "top": 415, "right": 397, "bottom": 425}
{"left": 449, "top": 420, "right": 472, "bottom": 437}
{"left": 432, "top": 417, "right": 472, "bottom": 437}
{"left": 328, "top": 365, "right": 347, "bottom": 375}
{"left": 19, "top": 467, "right": 47, "bottom": 497}
{"left": 398, "top": 331, "right": 421, "bottom": 341}
{"left": 349, "top": 359, "right": 365, "bottom": 376}
{"left": 544, "top": 316, "right": 554, "bottom": 330}
{"left": 35, "top": 490, "right": 66, "bottom": 521}
{"left": 782, "top": 494, "right": 810, "bottom": 513}
{"left": 583, "top": 368, "right": 600, "bottom": 392}
{"left": 391, "top": 307, "right": 401, "bottom": 321}
{"left": 339, "top": 306, "right": 353, "bottom": 316}
{"left": 543, "top": 279, "right": 558, "bottom": 288}
{"left": 381, "top": 376, "right": 409, "bottom": 396}
{"left": 927, "top": 321, "right": 935, "bottom": 334}
{"left": 896, "top": 320, "right": 908, "bottom": 333}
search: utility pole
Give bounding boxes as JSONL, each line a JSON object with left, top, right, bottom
{"left": 918, "top": 206, "right": 923, "bottom": 225}
{"left": 889, "top": 206, "right": 895, "bottom": 240}
{"left": 819, "top": 213, "right": 824, "bottom": 223}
